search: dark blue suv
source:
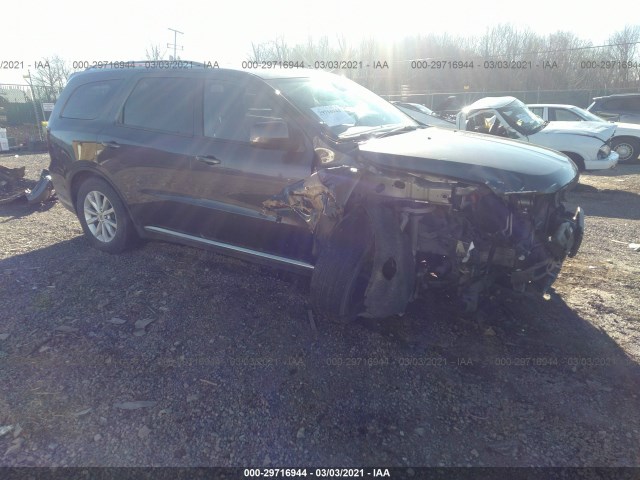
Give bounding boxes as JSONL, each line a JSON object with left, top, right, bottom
{"left": 47, "top": 63, "right": 583, "bottom": 318}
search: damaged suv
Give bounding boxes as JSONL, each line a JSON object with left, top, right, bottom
{"left": 47, "top": 65, "right": 583, "bottom": 319}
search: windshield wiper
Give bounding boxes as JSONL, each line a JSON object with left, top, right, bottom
{"left": 338, "top": 124, "right": 422, "bottom": 141}
{"left": 373, "top": 125, "right": 423, "bottom": 138}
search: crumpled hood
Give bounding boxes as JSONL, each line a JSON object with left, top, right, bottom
{"left": 357, "top": 127, "right": 578, "bottom": 195}
{"left": 541, "top": 121, "right": 616, "bottom": 142}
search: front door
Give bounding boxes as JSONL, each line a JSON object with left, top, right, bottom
{"left": 188, "top": 77, "right": 315, "bottom": 261}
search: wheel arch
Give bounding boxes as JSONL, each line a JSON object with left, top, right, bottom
{"left": 69, "top": 167, "right": 143, "bottom": 236}
{"left": 561, "top": 151, "right": 585, "bottom": 171}
{"left": 312, "top": 201, "right": 415, "bottom": 320}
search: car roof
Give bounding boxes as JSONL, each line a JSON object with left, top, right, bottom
{"left": 466, "top": 96, "right": 518, "bottom": 110}
{"left": 70, "top": 62, "right": 328, "bottom": 82}
{"left": 592, "top": 93, "right": 640, "bottom": 100}
{"left": 527, "top": 104, "right": 579, "bottom": 109}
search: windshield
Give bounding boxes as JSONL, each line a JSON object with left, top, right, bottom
{"left": 498, "top": 99, "right": 546, "bottom": 135}
{"left": 267, "top": 74, "right": 416, "bottom": 139}
{"left": 572, "top": 107, "right": 606, "bottom": 122}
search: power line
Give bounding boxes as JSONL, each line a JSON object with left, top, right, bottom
{"left": 486, "top": 41, "right": 640, "bottom": 58}
{"left": 398, "top": 41, "right": 640, "bottom": 63}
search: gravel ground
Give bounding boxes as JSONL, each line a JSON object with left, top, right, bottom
{"left": 0, "top": 153, "right": 639, "bottom": 467}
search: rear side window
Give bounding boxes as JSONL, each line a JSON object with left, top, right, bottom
{"left": 61, "top": 80, "right": 121, "bottom": 120}
{"left": 627, "top": 97, "right": 640, "bottom": 110}
{"left": 122, "top": 77, "right": 196, "bottom": 135}
{"left": 602, "top": 98, "right": 626, "bottom": 110}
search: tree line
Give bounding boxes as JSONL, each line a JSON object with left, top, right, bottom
{"left": 248, "top": 25, "right": 640, "bottom": 96}
{"left": 21, "top": 24, "right": 640, "bottom": 102}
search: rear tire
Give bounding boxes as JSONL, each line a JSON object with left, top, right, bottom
{"left": 310, "top": 209, "right": 374, "bottom": 323}
{"left": 76, "top": 177, "right": 136, "bottom": 253}
{"left": 611, "top": 137, "right": 640, "bottom": 164}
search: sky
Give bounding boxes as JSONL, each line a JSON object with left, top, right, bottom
{"left": 1, "top": 0, "right": 639, "bottom": 84}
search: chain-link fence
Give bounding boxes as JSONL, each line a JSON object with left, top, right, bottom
{"left": 0, "top": 84, "right": 64, "bottom": 150}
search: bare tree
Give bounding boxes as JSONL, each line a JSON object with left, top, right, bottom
{"left": 30, "top": 56, "right": 73, "bottom": 101}
{"left": 248, "top": 37, "right": 291, "bottom": 62}
{"left": 606, "top": 25, "right": 640, "bottom": 87}
{"left": 145, "top": 44, "right": 166, "bottom": 61}
{"left": 272, "top": 36, "right": 290, "bottom": 61}
{"left": 247, "top": 25, "right": 640, "bottom": 103}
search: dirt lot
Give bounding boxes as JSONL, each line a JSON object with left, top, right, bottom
{"left": 0, "top": 153, "right": 639, "bottom": 468}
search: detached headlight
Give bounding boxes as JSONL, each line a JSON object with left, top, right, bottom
{"left": 597, "top": 144, "right": 611, "bottom": 159}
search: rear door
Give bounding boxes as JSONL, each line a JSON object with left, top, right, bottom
{"left": 96, "top": 75, "right": 200, "bottom": 233}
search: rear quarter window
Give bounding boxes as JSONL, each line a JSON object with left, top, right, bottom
{"left": 61, "top": 80, "right": 122, "bottom": 120}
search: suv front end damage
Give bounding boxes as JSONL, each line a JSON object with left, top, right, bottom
{"left": 265, "top": 127, "right": 583, "bottom": 318}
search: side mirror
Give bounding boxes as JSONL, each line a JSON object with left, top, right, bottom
{"left": 250, "top": 120, "right": 290, "bottom": 148}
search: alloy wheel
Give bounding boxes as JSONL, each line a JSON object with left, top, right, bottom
{"left": 83, "top": 191, "right": 118, "bottom": 242}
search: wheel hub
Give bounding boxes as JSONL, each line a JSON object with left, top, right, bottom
{"left": 84, "top": 191, "right": 117, "bottom": 243}
{"left": 615, "top": 143, "right": 632, "bottom": 160}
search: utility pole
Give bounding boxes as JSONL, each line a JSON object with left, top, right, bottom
{"left": 23, "top": 70, "right": 43, "bottom": 141}
{"left": 167, "top": 28, "right": 184, "bottom": 60}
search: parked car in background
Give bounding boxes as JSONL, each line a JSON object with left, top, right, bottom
{"left": 587, "top": 93, "right": 640, "bottom": 125}
{"left": 391, "top": 101, "right": 456, "bottom": 128}
{"left": 47, "top": 66, "right": 584, "bottom": 318}
{"left": 456, "top": 96, "right": 619, "bottom": 171}
{"left": 528, "top": 103, "right": 640, "bottom": 163}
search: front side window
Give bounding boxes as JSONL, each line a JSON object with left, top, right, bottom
{"left": 627, "top": 97, "right": 640, "bottom": 111}
{"left": 203, "top": 81, "right": 285, "bottom": 142}
{"left": 122, "top": 77, "right": 195, "bottom": 135}
{"left": 529, "top": 107, "right": 544, "bottom": 118}
{"left": 61, "top": 80, "right": 121, "bottom": 120}
{"left": 550, "top": 108, "right": 582, "bottom": 121}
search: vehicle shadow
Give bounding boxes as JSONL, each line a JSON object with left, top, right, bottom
{"left": 582, "top": 163, "right": 640, "bottom": 178}
{"left": 1, "top": 239, "right": 638, "bottom": 467}
{"left": 331, "top": 290, "right": 640, "bottom": 465}
{"left": 0, "top": 196, "right": 58, "bottom": 222}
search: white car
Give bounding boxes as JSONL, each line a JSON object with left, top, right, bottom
{"left": 456, "top": 97, "right": 619, "bottom": 171}
{"left": 528, "top": 104, "right": 640, "bottom": 163}
{"left": 392, "top": 101, "right": 456, "bottom": 129}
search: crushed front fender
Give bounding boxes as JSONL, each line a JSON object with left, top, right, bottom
{"left": 262, "top": 166, "right": 362, "bottom": 232}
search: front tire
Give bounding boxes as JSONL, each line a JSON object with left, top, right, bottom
{"left": 611, "top": 137, "right": 640, "bottom": 164}
{"left": 76, "top": 177, "right": 136, "bottom": 253}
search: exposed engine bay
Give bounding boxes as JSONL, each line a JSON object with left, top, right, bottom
{"left": 402, "top": 179, "right": 583, "bottom": 312}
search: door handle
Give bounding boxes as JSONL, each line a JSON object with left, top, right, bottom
{"left": 196, "top": 155, "right": 221, "bottom": 165}
{"left": 101, "top": 141, "right": 120, "bottom": 149}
